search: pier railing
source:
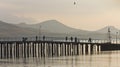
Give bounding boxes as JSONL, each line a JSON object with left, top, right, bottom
{"left": 0, "top": 36, "right": 119, "bottom": 44}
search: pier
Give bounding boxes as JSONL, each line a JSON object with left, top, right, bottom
{"left": 0, "top": 36, "right": 119, "bottom": 59}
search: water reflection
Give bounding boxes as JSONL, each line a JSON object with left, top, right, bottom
{"left": 0, "top": 51, "right": 120, "bottom": 67}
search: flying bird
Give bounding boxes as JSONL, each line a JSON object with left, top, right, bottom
{"left": 74, "top": 2, "right": 76, "bottom": 5}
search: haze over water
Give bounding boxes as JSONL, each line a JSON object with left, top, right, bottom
{"left": 0, "top": 51, "right": 119, "bottom": 67}
{"left": 1, "top": 0, "right": 120, "bottom": 67}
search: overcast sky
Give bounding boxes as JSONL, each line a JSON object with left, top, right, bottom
{"left": 0, "top": 0, "right": 120, "bottom": 30}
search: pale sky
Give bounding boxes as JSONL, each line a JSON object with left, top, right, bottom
{"left": 0, "top": 0, "right": 120, "bottom": 31}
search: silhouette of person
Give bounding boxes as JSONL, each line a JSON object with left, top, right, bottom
{"left": 70, "top": 37, "right": 73, "bottom": 42}
{"left": 88, "top": 38, "right": 92, "bottom": 43}
{"left": 36, "top": 36, "right": 38, "bottom": 41}
{"left": 75, "top": 37, "right": 77, "bottom": 42}
{"left": 43, "top": 36, "right": 45, "bottom": 41}
{"left": 24, "top": 37, "right": 27, "bottom": 41}
{"left": 22, "top": 37, "right": 27, "bottom": 41}
{"left": 65, "top": 37, "right": 68, "bottom": 41}
{"left": 22, "top": 37, "right": 25, "bottom": 41}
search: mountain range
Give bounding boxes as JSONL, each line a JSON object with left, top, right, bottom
{"left": 0, "top": 20, "right": 119, "bottom": 39}
{"left": 0, "top": 21, "right": 37, "bottom": 37}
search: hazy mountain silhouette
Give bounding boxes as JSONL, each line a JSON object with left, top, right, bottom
{"left": 0, "top": 19, "right": 119, "bottom": 39}
{"left": 16, "top": 20, "right": 110, "bottom": 39}
{"left": 96, "top": 26, "right": 119, "bottom": 34}
{"left": 0, "top": 21, "right": 36, "bottom": 37}
{"left": 17, "top": 20, "right": 91, "bottom": 34}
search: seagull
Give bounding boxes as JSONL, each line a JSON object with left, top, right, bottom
{"left": 74, "top": 2, "right": 76, "bottom": 5}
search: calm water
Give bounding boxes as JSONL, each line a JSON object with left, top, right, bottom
{"left": 0, "top": 51, "right": 120, "bottom": 67}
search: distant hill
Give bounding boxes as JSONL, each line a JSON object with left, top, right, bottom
{"left": 0, "top": 19, "right": 119, "bottom": 39}
{"left": 17, "top": 20, "right": 90, "bottom": 34}
{"left": 0, "top": 21, "right": 36, "bottom": 37}
{"left": 16, "top": 20, "right": 120, "bottom": 39}
{"left": 96, "top": 26, "right": 120, "bottom": 34}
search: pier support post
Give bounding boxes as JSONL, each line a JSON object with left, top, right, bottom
{"left": 90, "top": 44, "right": 93, "bottom": 54}
{"left": 81, "top": 44, "right": 84, "bottom": 55}
{"left": 83, "top": 44, "right": 86, "bottom": 55}
{"left": 12, "top": 44, "right": 14, "bottom": 59}
{"left": 78, "top": 44, "right": 81, "bottom": 55}
{"left": 8, "top": 43, "right": 11, "bottom": 59}
{"left": 88, "top": 44, "right": 91, "bottom": 55}
{"left": 30, "top": 42, "right": 33, "bottom": 57}
{"left": 0, "top": 44, "right": 1, "bottom": 59}
{"left": 1, "top": 44, "right": 3, "bottom": 59}
{"left": 85, "top": 44, "right": 88, "bottom": 55}
{"left": 98, "top": 45, "right": 101, "bottom": 54}
{"left": 65, "top": 44, "right": 68, "bottom": 56}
